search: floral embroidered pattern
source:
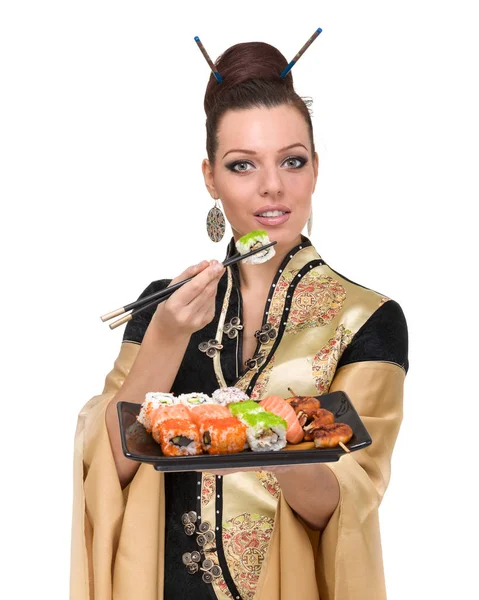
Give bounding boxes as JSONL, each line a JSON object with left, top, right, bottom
{"left": 286, "top": 272, "right": 346, "bottom": 334}
{"left": 312, "top": 324, "right": 353, "bottom": 394}
{"left": 214, "top": 576, "right": 236, "bottom": 599}
{"left": 249, "top": 354, "right": 276, "bottom": 400}
{"left": 223, "top": 513, "right": 275, "bottom": 600}
{"left": 201, "top": 473, "right": 216, "bottom": 506}
{"left": 255, "top": 471, "right": 280, "bottom": 499}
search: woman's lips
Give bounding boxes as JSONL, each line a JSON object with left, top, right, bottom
{"left": 254, "top": 213, "right": 291, "bottom": 226}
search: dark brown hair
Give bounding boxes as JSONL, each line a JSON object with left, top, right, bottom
{"left": 204, "top": 42, "right": 314, "bottom": 166}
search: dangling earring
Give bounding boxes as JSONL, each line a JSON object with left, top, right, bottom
{"left": 206, "top": 198, "right": 226, "bottom": 242}
{"left": 307, "top": 208, "right": 313, "bottom": 237}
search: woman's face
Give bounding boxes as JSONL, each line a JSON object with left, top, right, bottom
{"left": 202, "top": 105, "right": 319, "bottom": 249}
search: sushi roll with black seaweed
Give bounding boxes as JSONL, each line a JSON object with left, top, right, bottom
{"left": 155, "top": 418, "right": 202, "bottom": 456}
{"left": 236, "top": 230, "right": 276, "bottom": 264}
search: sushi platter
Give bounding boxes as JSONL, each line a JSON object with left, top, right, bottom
{"left": 117, "top": 388, "right": 372, "bottom": 472}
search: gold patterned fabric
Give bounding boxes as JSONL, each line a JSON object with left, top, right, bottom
{"left": 70, "top": 235, "right": 408, "bottom": 599}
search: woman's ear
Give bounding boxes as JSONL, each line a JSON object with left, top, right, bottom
{"left": 312, "top": 152, "right": 319, "bottom": 193}
{"left": 202, "top": 158, "right": 219, "bottom": 199}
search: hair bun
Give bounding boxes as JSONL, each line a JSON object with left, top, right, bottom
{"left": 204, "top": 42, "right": 293, "bottom": 114}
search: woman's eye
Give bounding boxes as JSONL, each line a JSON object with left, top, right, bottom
{"left": 283, "top": 156, "right": 307, "bottom": 168}
{"left": 228, "top": 161, "right": 253, "bottom": 173}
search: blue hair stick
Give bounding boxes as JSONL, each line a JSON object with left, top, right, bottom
{"left": 280, "top": 27, "right": 322, "bottom": 78}
{"left": 194, "top": 35, "right": 223, "bottom": 83}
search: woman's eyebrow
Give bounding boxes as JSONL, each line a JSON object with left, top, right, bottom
{"left": 222, "top": 143, "right": 308, "bottom": 159}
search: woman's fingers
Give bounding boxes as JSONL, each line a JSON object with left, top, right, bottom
{"left": 170, "top": 260, "right": 225, "bottom": 307}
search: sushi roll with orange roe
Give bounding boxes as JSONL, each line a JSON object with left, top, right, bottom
{"left": 200, "top": 417, "right": 247, "bottom": 455}
{"left": 155, "top": 418, "right": 202, "bottom": 456}
{"left": 150, "top": 404, "right": 190, "bottom": 440}
{"left": 189, "top": 403, "right": 230, "bottom": 425}
{"left": 137, "top": 392, "right": 176, "bottom": 432}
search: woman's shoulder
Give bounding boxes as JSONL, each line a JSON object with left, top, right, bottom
{"left": 322, "top": 265, "right": 409, "bottom": 374}
{"left": 122, "top": 278, "right": 172, "bottom": 345}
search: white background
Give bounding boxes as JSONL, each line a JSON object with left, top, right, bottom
{"left": 1, "top": 1, "right": 477, "bottom": 598}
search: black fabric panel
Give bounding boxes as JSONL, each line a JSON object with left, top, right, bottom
{"left": 164, "top": 472, "right": 216, "bottom": 600}
{"left": 337, "top": 300, "right": 409, "bottom": 373}
{"left": 122, "top": 279, "right": 172, "bottom": 344}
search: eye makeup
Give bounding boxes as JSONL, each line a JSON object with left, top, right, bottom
{"left": 225, "top": 155, "right": 309, "bottom": 173}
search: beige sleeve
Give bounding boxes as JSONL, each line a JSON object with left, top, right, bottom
{"left": 316, "top": 360, "right": 405, "bottom": 600}
{"left": 70, "top": 342, "right": 165, "bottom": 600}
{"left": 256, "top": 360, "right": 405, "bottom": 600}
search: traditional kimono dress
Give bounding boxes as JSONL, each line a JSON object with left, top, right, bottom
{"left": 71, "top": 234, "right": 408, "bottom": 600}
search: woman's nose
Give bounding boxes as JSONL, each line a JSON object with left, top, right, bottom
{"left": 258, "top": 164, "right": 285, "bottom": 196}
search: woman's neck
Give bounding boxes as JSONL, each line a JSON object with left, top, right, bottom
{"left": 237, "top": 234, "right": 303, "bottom": 294}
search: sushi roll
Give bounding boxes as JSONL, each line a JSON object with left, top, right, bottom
{"left": 199, "top": 417, "right": 247, "bottom": 455}
{"left": 240, "top": 411, "right": 287, "bottom": 452}
{"left": 155, "top": 418, "right": 202, "bottom": 456}
{"left": 137, "top": 392, "right": 177, "bottom": 432}
{"left": 150, "top": 404, "right": 191, "bottom": 438}
{"left": 236, "top": 230, "right": 276, "bottom": 265}
{"left": 259, "top": 396, "right": 304, "bottom": 443}
{"left": 212, "top": 386, "right": 249, "bottom": 406}
{"left": 179, "top": 392, "right": 211, "bottom": 408}
{"left": 229, "top": 400, "right": 263, "bottom": 418}
{"left": 189, "top": 403, "right": 231, "bottom": 425}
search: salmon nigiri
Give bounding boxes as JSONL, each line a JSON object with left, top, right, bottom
{"left": 259, "top": 396, "right": 304, "bottom": 443}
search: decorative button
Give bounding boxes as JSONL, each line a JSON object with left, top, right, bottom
{"left": 187, "top": 562, "right": 199, "bottom": 575}
{"left": 204, "top": 530, "right": 215, "bottom": 543}
{"left": 197, "top": 534, "right": 207, "bottom": 546}
{"left": 198, "top": 339, "right": 223, "bottom": 358}
{"left": 202, "top": 558, "right": 214, "bottom": 570}
{"left": 254, "top": 323, "right": 278, "bottom": 345}
{"left": 184, "top": 523, "right": 196, "bottom": 536}
{"left": 182, "top": 552, "right": 192, "bottom": 565}
{"left": 202, "top": 572, "right": 214, "bottom": 583}
{"left": 245, "top": 350, "right": 267, "bottom": 371}
{"left": 181, "top": 513, "right": 191, "bottom": 525}
{"left": 223, "top": 316, "right": 243, "bottom": 339}
{"left": 188, "top": 511, "right": 197, "bottom": 523}
{"left": 191, "top": 551, "right": 201, "bottom": 563}
{"left": 198, "top": 521, "right": 211, "bottom": 533}
{"left": 210, "top": 565, "right": 223, "bottom": 578}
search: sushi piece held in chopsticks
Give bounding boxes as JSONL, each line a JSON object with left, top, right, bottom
{"left": 212, "top": 386, "right": 249, "bottom": 406}
{"left": 200, "top": 417, "right": 247, "bottom": 455}
{"left": 236, "top": 230, "right": 276, "bottom": 265}
{"left": 259, "top": 396, "right": 304, "bottom": 444}
{"left": 137, "top": 392, "right": 177, "bottom": 432}
{"left": 155, "top": 418, "right": 203, "bottom": 456}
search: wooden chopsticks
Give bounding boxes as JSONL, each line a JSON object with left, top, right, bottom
{"left": 100, "top": 241, "right": 277, "bottom": 330}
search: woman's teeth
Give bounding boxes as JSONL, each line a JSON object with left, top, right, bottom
{"left": 258, "top": 211, "right": 286, "bottom": 217}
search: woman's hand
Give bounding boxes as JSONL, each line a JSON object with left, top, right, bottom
{"left": 152, "top": 259, "right": 225, "bottom": 338}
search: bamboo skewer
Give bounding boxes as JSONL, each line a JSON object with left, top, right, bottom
{"left": 101, "top": 241, "right": 277, "bottom": 329}
{"left": 339, "top": 441, "right": 351, "bottom": 453}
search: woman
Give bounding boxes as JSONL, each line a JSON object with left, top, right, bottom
{"left": 71, "top": 41, "right": 408, "bottom": 600}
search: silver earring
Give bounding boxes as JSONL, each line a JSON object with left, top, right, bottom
{"left": 206, "top": 199, "right": 225, "bottom": 242}
{"left": 307, "top": 208, "right": 313, "bottom": 237}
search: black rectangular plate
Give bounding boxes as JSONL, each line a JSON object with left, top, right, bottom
{"left": 117, "top": 391, "right": 372, "bottom": 472}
